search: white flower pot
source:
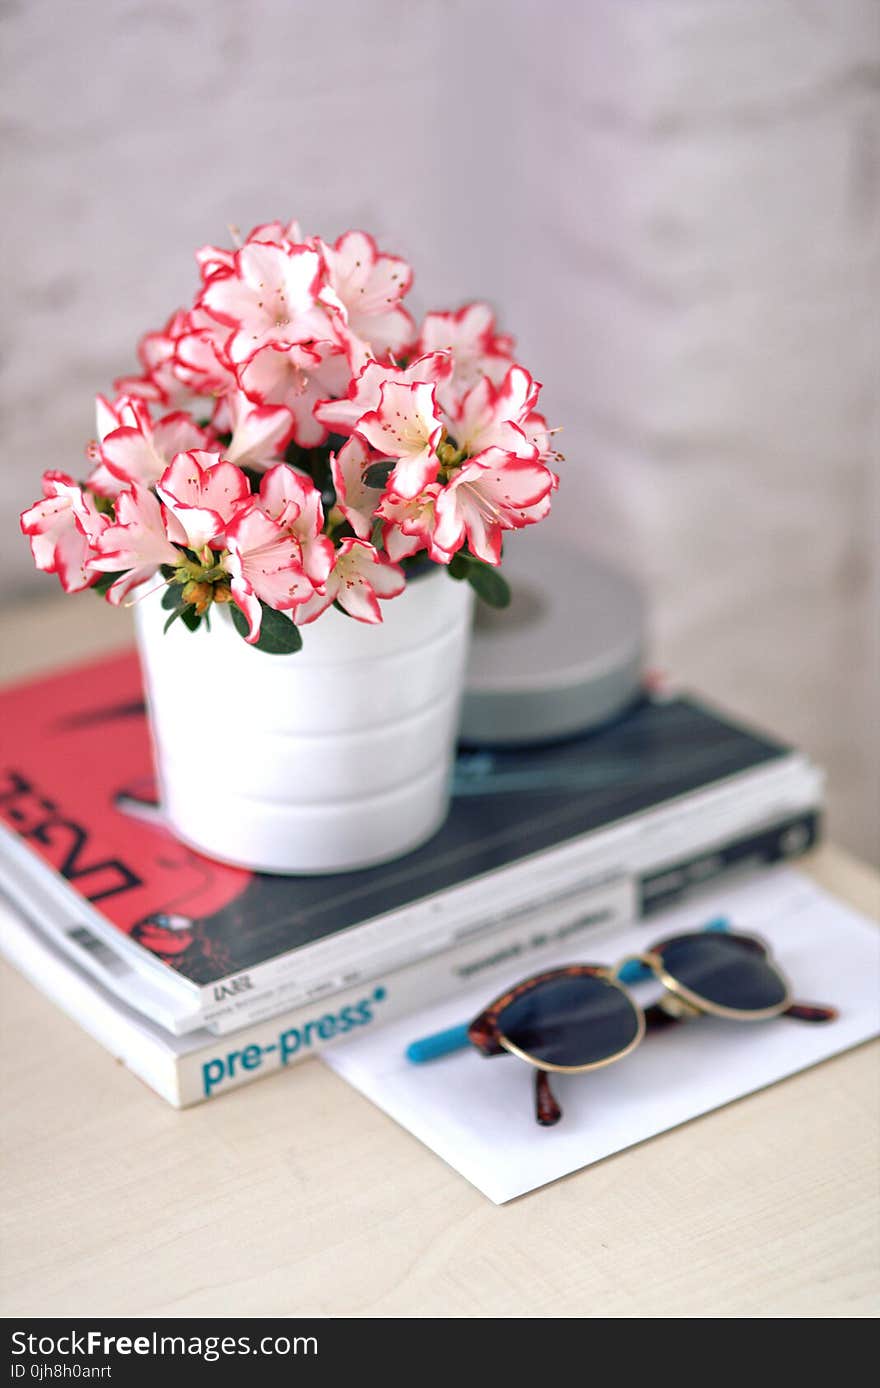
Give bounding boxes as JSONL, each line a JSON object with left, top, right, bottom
{"left": 134, "top": 569, "right": 474, "bottom": 874}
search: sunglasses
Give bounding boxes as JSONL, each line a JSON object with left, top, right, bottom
{"left": 408, "top": 924, "right": 837, "bottom": 1126}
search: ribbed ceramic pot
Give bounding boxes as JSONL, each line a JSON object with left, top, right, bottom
{"left": 134, "top": 568, "right": 474, "bottom": 874}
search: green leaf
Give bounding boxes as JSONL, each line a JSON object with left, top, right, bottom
{"left": 91, "top": 570, "right": 126, "bottom": 597}
{"left": 465, "top": 560, "right": 511, "bottom": 609}
{"left": 229, "top": 603, "right": 250, "bottom": 641}
{"left": 231, "top": 601, "right": 303, "bottom": 654}
{"left": 363, "top": 461, "right": 395, "bottom": 489}
{"left": 447, "top": 553, "right": 471, "bottom": 582}
{"left": 161, "top": 583, "right": 186, "bottom": 611}
{"left": 255, "top": 606, "right": 303, "bottom": 653}
{"left": 163, "top": 602, "right": 201, "bottom": 634}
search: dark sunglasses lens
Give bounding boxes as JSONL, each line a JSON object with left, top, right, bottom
{"left": 658, "top": 934, "right": 787, "bottom": 1012}
{"left": 497, "top": 974, "right": 640, "bottom": 1068}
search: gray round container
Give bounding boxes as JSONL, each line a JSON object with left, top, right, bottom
{"left": 460, "top": 537, "right": 646, "bottom": 746}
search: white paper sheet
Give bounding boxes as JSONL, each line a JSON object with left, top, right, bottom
{"left": 323, "top": 868, "right": 880, "bottom": 1203}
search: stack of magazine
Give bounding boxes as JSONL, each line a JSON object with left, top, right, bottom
{"left": 0, "top": 649, "right": 823, "bottom": 1107}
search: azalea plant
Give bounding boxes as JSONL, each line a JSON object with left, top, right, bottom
{"left": 21, "top": 220, "right": 561, "bottom": 653}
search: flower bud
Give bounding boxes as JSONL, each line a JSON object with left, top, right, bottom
{"left": 181, "top": 580, "right": 213, "bottom": 615}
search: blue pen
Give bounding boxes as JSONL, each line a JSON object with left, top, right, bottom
{"left": 405, "top": 917, "right": 731, "bottom": 1064}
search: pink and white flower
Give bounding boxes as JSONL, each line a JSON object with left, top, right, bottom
{"left": 89, "top": 484, "right": 181, "bottom": 605}
{"left": 314, "top": 352, "right": 451, "bottom": 436}
{"left": 257, "top": 464, "right": 334, "bottom": 587}
{"left": 20, "top": 472, "right": 106, "bottom": 594}
{"left": 319, "top": 230, "right": 413, "bottom": 360}
{"left": 433, "top": 448, "right": 556, "bottom": 565}
{"left": 356, "top": 380, "right": 445, "bottom": 500}
{"left": 20, "top": 219, "right": 561, "bottom": 645}
{"left": 329, "top": 436, "right": 376, "bottom": 539}
{"left": 201, "top": 242, "right": 340, "bottom": 365}
{"left": 222, "top": 390, "right": 295, "bottom": 471}
{"left": 237, "top": 339, "right": 351, "bottom": 447}
{"left": 517, "top": 406, "right": 558, "bottom": 466}
{"left": 375, "top": 485, "right": 451, "bottom": 564}
{"left": 450, "top": 365, "right": 541, "bottom": 461}
{"left": 94, "top": 393, "right": 126, "bottom": 445}
{"left": 195, "top": 219, "right": 304, "bottom": 283}
{"left": 224, "top": 502, "right": 314, "bottom": 643}
{"left": 415, "top": 302, "right": 514, "bottom": 410}
{"left": 87, "top": 396, "right": 211, "bottom": 497}
{"left": 293, "top": 539, "right": 405, "bottom": 626}
{"left": 157, "top": 451, "right": 251, "bottom": 551}
{"left": 173, "top": 306, "right": 238, "bottom": 399}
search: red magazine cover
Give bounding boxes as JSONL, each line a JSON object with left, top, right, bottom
{"left": 0, "top": 650, "right": 249, "bottom": 983}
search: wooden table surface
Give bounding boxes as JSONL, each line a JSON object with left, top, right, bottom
{"left": 0, "top": 596, "right": 878, "bottom": 1319}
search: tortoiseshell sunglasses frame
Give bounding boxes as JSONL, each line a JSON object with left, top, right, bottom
{"left": 466, "top": 930, "right": 836, "bottom": 1126}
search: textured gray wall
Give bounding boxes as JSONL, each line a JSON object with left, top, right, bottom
{"left": 2, "top": 0, "right": 878, "bottom": 858}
